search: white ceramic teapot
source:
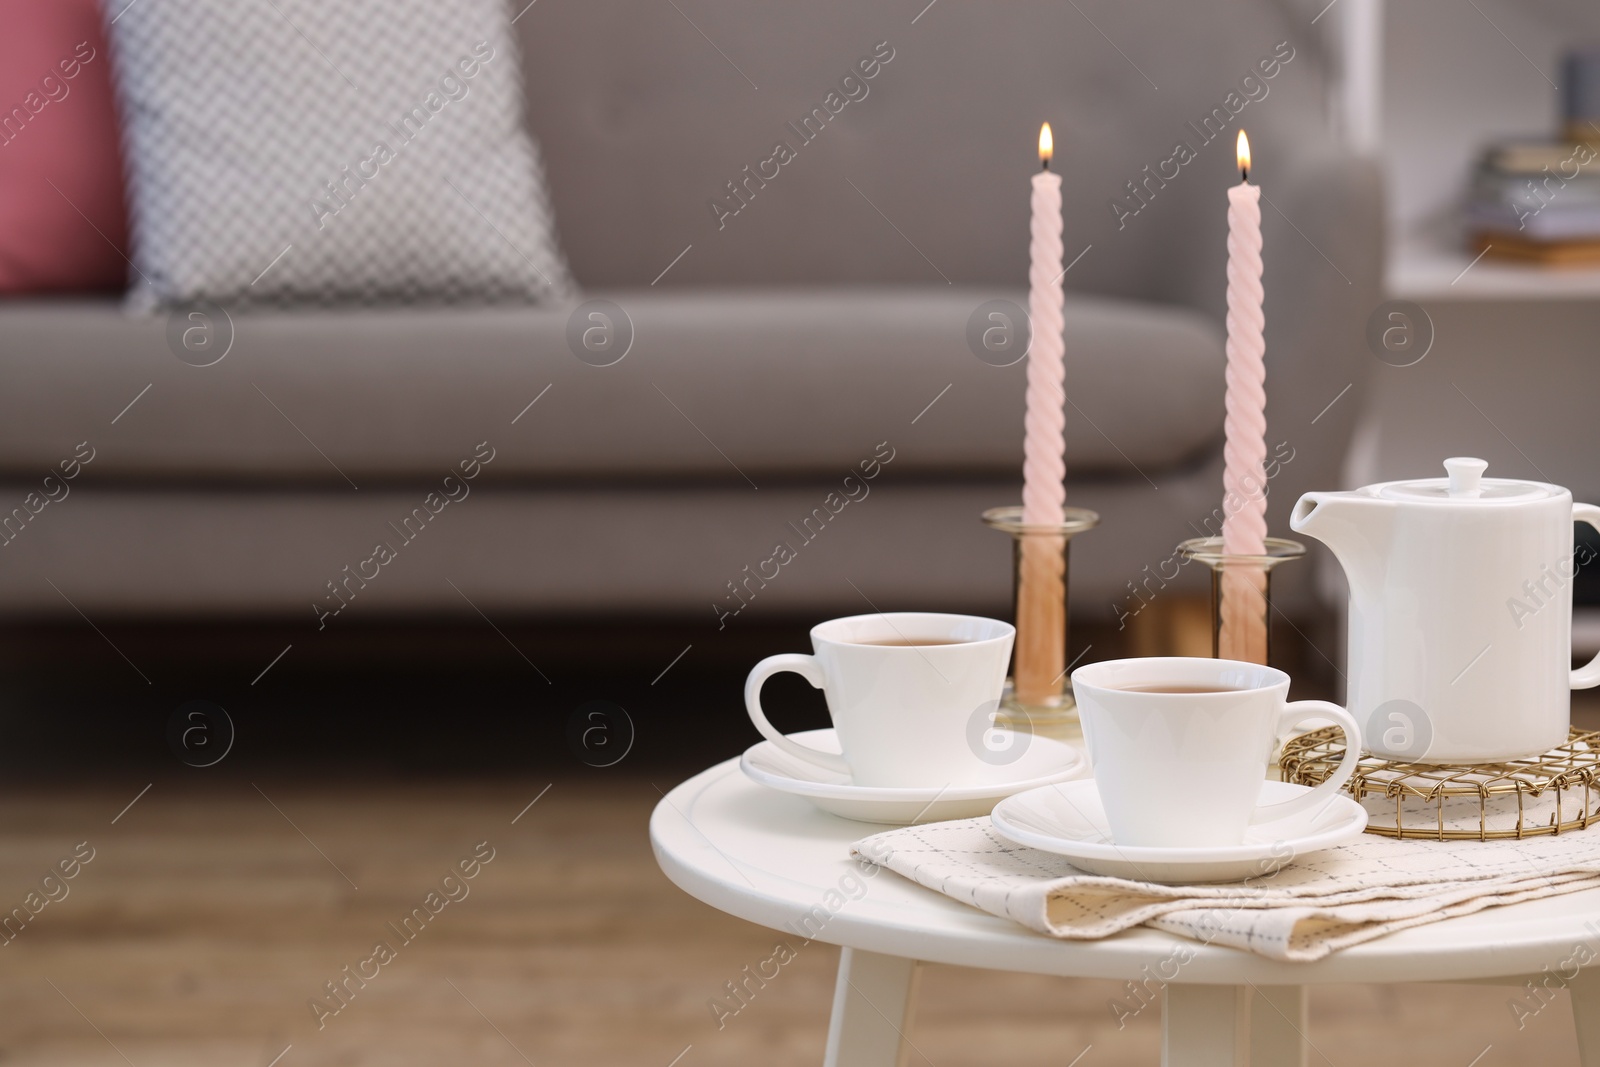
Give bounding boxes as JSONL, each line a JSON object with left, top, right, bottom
{"left": 1291, "top": 457, "right": 1600, "bottom": 763}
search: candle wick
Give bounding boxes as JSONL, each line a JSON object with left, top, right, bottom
{"left": 1041, "top": 158, "right": 1050, "bottom": 172}
{"left": 1241, "top": 167, "right": 1249, "bottom": 183}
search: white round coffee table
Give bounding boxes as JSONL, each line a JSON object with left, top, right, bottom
{"left": 652, "top": 754, "right": 1600, "bottom": 1067}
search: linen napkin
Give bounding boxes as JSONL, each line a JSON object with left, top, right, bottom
{"left": 852, "top": 819, "right": 1600, "bottom": 960}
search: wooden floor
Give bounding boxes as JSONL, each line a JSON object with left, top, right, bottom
{"left": 0, "top": 774, "right": 1585, "bottom": 1066}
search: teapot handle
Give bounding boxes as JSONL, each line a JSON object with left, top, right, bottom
{"left": 1572, "top": 504, "right": 1600, "bottom": 689}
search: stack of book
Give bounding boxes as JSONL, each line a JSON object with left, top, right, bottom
{"left": 1464, "top": 138, "right": 1600, "bottom": 265}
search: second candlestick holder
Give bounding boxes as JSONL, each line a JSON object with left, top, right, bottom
{"left": 982, "top": 505, "right": 1100, "bottom": 730}
{"left": 1176, "top": 536, "right": 1305, "bottom": 665}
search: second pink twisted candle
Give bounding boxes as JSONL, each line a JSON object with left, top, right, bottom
{"left": 1015, "top": 124, "right": 1067, "bottom": 705}
{"left": 1220, "top": 131, "right": 1268, "bottom": 661}
{"left": 1023, "top": 147, "right": 1065, "bottom": 528}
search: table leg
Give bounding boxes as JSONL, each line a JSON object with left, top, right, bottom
{"left": 1249, "top": 985, "right": 1308, "bottom": 1067}
{"left": 1573, "top": 967, "right": 1600, "bottom": 1067}
{"left": 823, "top": 948, "right": 921, "bottom": 1067}
{"left": 1163, "top": 984, "right": 1249, "bottom": 1067}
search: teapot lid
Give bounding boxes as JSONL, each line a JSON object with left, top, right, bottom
{"left": 1376, "top": 457, "right": 1560, "bottom": 503}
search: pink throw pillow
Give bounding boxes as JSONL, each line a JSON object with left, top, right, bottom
{"left": 0, "top": 0, "right": 129, "bottom": 293}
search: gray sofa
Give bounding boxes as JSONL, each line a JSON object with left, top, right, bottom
{"left": 0, "top": 0, "right": 1381, "bottom": 631}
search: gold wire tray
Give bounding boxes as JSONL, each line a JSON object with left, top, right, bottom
{"left": 1280, "top": 727, "right": 1600, "bottom": 840}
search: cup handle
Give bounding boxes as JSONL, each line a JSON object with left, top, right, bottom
{"left": 744, "top": 654, "right": 852, "bottom": 776}
{"left": 1571, "top": 505, "right": 1600, "bottom": 689}
{"left": 1248, "top": 700, "right": 1362, "bottom": 824}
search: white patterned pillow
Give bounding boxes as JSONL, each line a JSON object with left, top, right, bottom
{"left": 103, "top": 0, "right": 571, "bottom": 308}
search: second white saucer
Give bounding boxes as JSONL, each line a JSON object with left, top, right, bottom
{"left": 740, "top": 728, "right": 1088, "bottom": 824}
{"left": 990, "top": 778, "right": 1368, "bottom": 883}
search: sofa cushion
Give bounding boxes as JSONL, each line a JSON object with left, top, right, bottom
{"left": 103, "top": 0, "right": 570, "bottom": 309}
{"left": 0, "top": 0, "right": 128, "bottom": 293}
{"left": 0, "top": 288, "right": 1221, "bottom": 482}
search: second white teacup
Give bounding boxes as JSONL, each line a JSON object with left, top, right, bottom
{"left": 1072, "top": 657, "right": 1363, "bottom": 849}
{"left": 745, "top": 612, "right": 1014, "bottom": 788}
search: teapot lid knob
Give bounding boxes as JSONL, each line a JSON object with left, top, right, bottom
{"left": 1444, "top": 456, "right": 1488, "bottom": 497}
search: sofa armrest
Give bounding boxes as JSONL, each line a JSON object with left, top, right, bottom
{"left": 1261, "top": 141, "right": 1385, "bottom": 510}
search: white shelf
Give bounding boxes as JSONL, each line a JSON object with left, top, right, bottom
{"left": 1389, "top": 234, "right": 1600, "bottom": 301}
{"left": 1357, "top": 0, "right": 1600, "bottom": 302}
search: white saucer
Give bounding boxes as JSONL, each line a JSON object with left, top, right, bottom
{"left": 989, "top": 779, "right": 1369, "bottom": 884}
{"left": 739, "top": 728, "right": 1088, "bottom": 825}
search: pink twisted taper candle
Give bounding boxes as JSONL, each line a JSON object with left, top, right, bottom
{"left": 1016, "top": 125, "right": 1068, "bottom": 704}
{"left": 1220, "top": 131, "right": 1269, "bottom": 663}
{"left": 1023, "top": 159, "right": 1065, "bottom": 527}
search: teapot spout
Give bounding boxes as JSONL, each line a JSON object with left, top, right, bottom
{"left": 1289, "top": 492, "right": 1338, "bottom": 540}
{"left": 1290, "top": 490, "right": 1394, "bottom": 588}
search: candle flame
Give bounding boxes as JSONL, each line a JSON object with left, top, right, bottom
{"left": 1039, "top": 122, "right": 1053, "bottom": 166}
{"left": 1236, "top": 129, "right": 1251, "bottom": 180}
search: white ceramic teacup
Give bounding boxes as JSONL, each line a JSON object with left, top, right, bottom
{"left": 1072, "top": 657, "right": 1363, "bottom": 848}
{"left": 744, "top": 612, "right": 1014, "bottom": 788}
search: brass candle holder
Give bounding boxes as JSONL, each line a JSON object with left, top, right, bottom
{"left": 1175, "top": 536, "right": 1305, "bottom": 665}
{"left": 982, "top": 505, "right": 1100, "bottom": 729}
